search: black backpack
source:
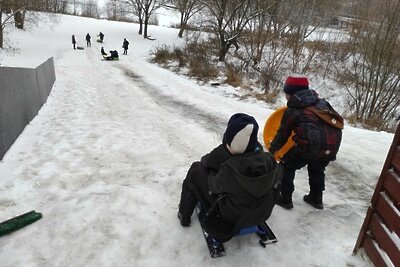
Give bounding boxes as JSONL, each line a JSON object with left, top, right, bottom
{"left": 307, "top": 100, "right": 343, "bottom": 159}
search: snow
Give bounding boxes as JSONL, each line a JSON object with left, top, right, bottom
{"left": 0, "top": 12, "right": 396, "bottom": 267}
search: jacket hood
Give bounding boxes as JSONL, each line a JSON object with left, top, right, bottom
{"left": 287, "top": 89, "right": 319, "bottom": 108}
{"left": 225, "top": 152, "right": 280, "bottom": 197}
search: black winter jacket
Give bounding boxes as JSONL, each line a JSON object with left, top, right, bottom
{"left": 202, "top": 144, "right": 282, "bottom": 229}
{"left": 270, "top": 89, "right": 342, "bottom": 161}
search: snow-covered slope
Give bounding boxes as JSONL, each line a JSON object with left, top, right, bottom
{"left": 0, "top": 13, "right": 394, "bottom": 267}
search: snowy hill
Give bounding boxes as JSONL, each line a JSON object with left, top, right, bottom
{"left": 0, "top": 13, "right": 395, "bottom": 267}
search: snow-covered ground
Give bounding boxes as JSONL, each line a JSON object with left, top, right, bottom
{"left": 0, "top": 13, "right": 396, "bottom": 267}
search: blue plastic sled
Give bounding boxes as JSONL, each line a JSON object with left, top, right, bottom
{"left": 237, "top": 222, "right": 277, "bottom": 247}
{"left": 196, "top": 203, "right": 277, "bottom": 257}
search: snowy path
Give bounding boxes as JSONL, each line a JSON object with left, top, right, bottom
{"left": 0, "top": 13, "right": 394, "bottom": 267}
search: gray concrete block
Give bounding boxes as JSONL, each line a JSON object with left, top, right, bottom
{"left": 0, "top": 67, "right": 36, "bottom": 159}
{"left": 35, "top": 64, "right": 47, "bottom": 105}
{"left": 43, "top": 58, "right": 56, "bottom": 95}
{"left": 0, "top": 57, "right": 56, "bottom": 160}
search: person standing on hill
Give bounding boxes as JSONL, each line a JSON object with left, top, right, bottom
{"left": 86, "top": 33, "right": 91, "bottom": 47}
{"left": 122, "top": 38, "right": 129, "bottom": 55}
{"left": 269, "top": 75, "right": 343, "bottom": 210}
{"left": 72, "top": 35, "right": 76, "bottom": 49}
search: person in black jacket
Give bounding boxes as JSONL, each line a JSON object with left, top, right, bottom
{"left": 86, "top": 33, "right": 91, "bottom": 47}
{"left": 72, "top": 35, "right": 76, "bottom": 49}
{"left": 269, "top": 75, "right": 342, "bottom": 210}
{"left": 178, "top": 113, "right": 282, "bottom": 242}
{"left": 122, "top": 38, "right": 129, "bottom": 55}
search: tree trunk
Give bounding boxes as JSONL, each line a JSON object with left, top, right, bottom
{"left": 178, "top": 11, "right": 188, "bottom": 38}
{"left": 178, "top": 26, "right": 185, "bottom": 38}
{"left": 14, "top": 10, "right": 25, "bottom": 29}
{"left": 0, "top": 11, "right": 3, "bottom": 48}
{"left": 218, "top": 32, "right": 228, "bottom": 62}
{"left": 138, "top": 18, "right": 143, "bottom": 35}
{"left": 218, "top": 47, "right": 228, "bottom": 62}
{"left": 0, "top": 26, "right": 3, "bottom": 49}
{"left": 14, "top": 0, "right": 25, "bottom": 29}
{"left": 144, "top": 16, "right": 149, "bottom": 38}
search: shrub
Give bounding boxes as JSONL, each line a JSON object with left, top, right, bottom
{"left": 188, "top": 56, "right": 218, "bottom": 80}
{"left": 173, "top": 48, "right": 186, "bottom": 67}
{"left": 186, "top": 41, "right": 219, "bottom": 80}
{"left": 225, "top": 64, "right": 243, "bottom": 87}
{"left": 151, "top": 45, "right": 174, "bottom": 64}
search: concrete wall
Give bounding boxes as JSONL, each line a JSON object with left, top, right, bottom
{"left": 0, "top": 57, "right": 56, "bottom": 160}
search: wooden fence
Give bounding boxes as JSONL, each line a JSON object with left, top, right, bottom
{"left": 353, "top": 123, "right": 400, "bottom": 266}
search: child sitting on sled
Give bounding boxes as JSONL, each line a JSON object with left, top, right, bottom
{"left": 177, "top": 113, "right": 282, "bottom": 242}
{"left": 104, "top": 50, "right": 119, "bottom": 60}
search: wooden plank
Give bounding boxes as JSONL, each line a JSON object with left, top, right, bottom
{"left": 354, "top": 124, "right": 400, "bottom": 257}
{"left": 363, "top": 235, "right": 388, "bottom": 267}
{"left": 371, "top": 124, "right": 400, "bottom": 205}
{"left": 369, "top": 214, "right": 400, "bottom": 266}
{"left": 354, "top": 207, "right": 374, "bottom": 252}
{"left": 392, "top": 146, "right": 400, "bottom": 173}
{"left": 383, "top": 169, "right": 400, "bottom": 204}
{"left": 376, "top": 193, "right": 400, "bottom": 236}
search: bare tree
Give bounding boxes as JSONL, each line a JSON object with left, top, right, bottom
{"left": 142, "top": 0, "right": 164, "bottom": 38}
{"left": 26, "top": 0, "right": 70, "bottom": 13}
{"left": 81, "top": 0, "right": 98, "bottom": 18}
{"left": 125, "top": 0, "right": 164, "bottom": 37}
{"left": 171, "top": 0, "right": 203, "bottom": 38}
{"left": 55, "top": 0, "right": 69, "bottom": 14}
{"left": 70, "top": 0, "right": 79, "bottom": 15}
{"left": 13, "top": 0, "right": 27, "bottom": 29}
{"left": 0, "top": 0, "right": 29, "bottom": 47}
{"left": 279, "top": 0, "right": 339, "bottom": 73}
{"left": 339, "top": 0, "right": 400, "bottom": 130}
{"left": 126, "top": 0, "right": 144, "bottom": 34}
{"left": 105, "top": 0, "right": 119, "bottom": 20}
{"left": 200, "top": 0, "right": 267, "bottom": 62}
{"left": 241, "top": 1, "right": 280, "bottom": 64}
{"left": 0, "top": 1, "right": 4, "bottom": 47}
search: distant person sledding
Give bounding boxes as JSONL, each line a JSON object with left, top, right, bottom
{"left": 102, "top": 50, "right": 119, "bottom": 61}
{"left": 72, "top": 34, "right": 84, "bottom": 50}
{"left": 97, "top": 32, "right": 104, "bottom": 43}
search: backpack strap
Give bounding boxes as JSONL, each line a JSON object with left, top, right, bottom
{"left": 306, "top": 103, "right": 344, "bottom": 130}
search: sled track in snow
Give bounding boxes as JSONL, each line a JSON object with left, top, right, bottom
{"left": 122, "top": 67, "right": 226, "bottom": 135}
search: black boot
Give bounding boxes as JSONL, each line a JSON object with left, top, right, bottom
{"left": 276, "top": 194, "right": 293, "bottom": 210}
{"left": 177, "top": 211, "right": 191, "bottom": 227}
{"left": 303, "top": 191, "right": 323, "bottom": 209}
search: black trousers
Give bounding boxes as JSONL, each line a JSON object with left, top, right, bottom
{"left": 178, "top": 162, "right": 216, "bottom": 218}
{"left": 281, "top": 148, "right": 331, "bottom": 196}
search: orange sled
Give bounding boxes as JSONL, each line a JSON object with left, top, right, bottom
{"left": 263, "top": 106, "right": 295, "bottom": 161}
